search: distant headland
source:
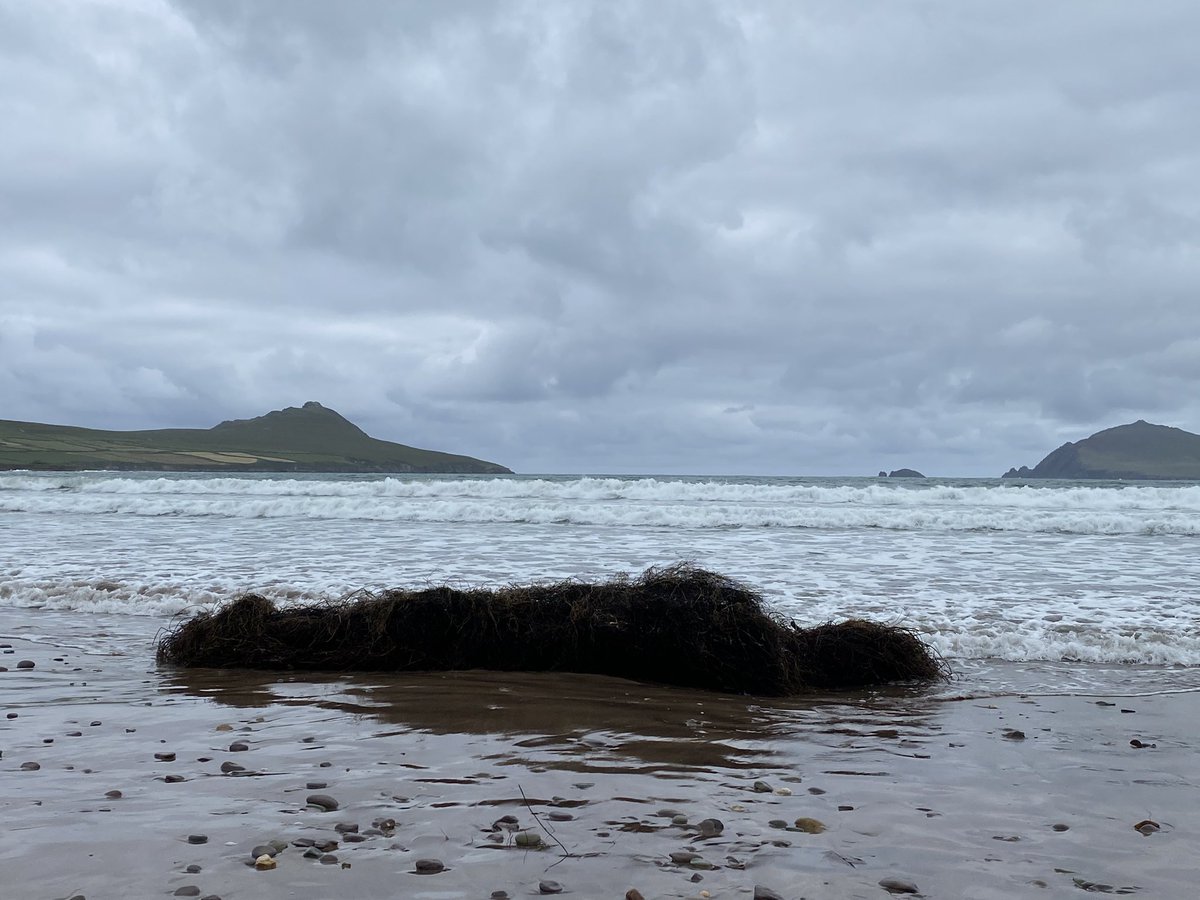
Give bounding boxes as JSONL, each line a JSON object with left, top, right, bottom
{"left": 1002, "top": 420, "right": 1200, "bottom": 481}
{"left": 0, "top": 401, "right": 513, "bottom": 474}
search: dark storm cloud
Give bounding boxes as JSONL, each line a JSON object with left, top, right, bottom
{"left": 2, "top": 0, "right": 1198, "bottom": 474}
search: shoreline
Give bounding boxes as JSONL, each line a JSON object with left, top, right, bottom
{"left": 3, "top": 609, "right": 1198, "bottom": 898}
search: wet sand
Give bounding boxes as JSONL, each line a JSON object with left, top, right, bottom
{"left": 3, "top": 610, "right": 1198, "bottom": 899}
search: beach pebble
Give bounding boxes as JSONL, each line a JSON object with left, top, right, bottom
{"left": 697, "top": 818, "right": 723, "bottom": 838}
{"left": 5, "top": 713, "right": 16, "bottom": 719}
{"left": 539, "top": 880, "right": 563, "bottom": 894}
{"left": 254, "top": 854, "right": 276, "bottom": 870}
{"left": 672, "top": 814, "right": 689, "bottom": 825}
{"left": 1052, "top": 823, "right": 1070, "bottom": 832}
{"left": 315, "top": 839, "right": 338, "bottom": 852}
{"left": 492, "top": 892, "right": 510, "bottom": 899}
{"left": 626, "top": 892, "right": 646, "bottom": 900}
{"left": 306, "top": 781, "right": 327, "bottom": 789}
{"left": 187, "top": 834, "right": 208, "bottom": 844}
{"left": 492, "top": 814, "right": 520, "bottom": 831}
{"left": 303, "top": 848, "right": 322, "bottom": 859}
{"left": 514, "top": 830, "right": 543, "bottom": 848}
{"left": 774, "top": 787, "right": 792, "bottom": 796}
{"left": 414, "top": 858, "right": 445, "bottom": 874}
{"left": 753, "top": 888, "right": 784, "bottom": 900}
{"left": 656, "top": 808, "right": 683, "bottom": 818}
{"left": 229, "top": 741, "right": 249, "bottom": 752}
{"left": 768, "top": 819, "right": 787, "bottom": 829}
{"left": 185, "top": 865, "right": 201, "bottom": 874}
{"left": 1134, "top": 819, "right": 1161, "bottom": 836}
{"left": 219, "top": 762, "right": 244, "bottom": 774}
{"left": 306, "top": 793, "right": 339, "bottom": 811}
{"left": 334, "top": 822, "right": 359, "bottom": 833}
{"left": 20, "top": 761, "right": 40, "bottom": 771}
{"left": 215, "top": 723, "right": 233, "bottom": 731}
{"left": 163, "top": 774, "right": 186, "bottom": 783}
{"left": 670, "top": 851, "right": 698, "bottom": 864}
{"left": 154, "top": 752, "right": 176, "bottom": 762}
{"left": 879, "top": 877, "right": 920, "bottom": 894}
{"left": 269, "top": 839, "right": 288, "bottom": 853}
{"left": 689, "top": 856, "right": 714, "bottom": 870}
{"left": 174, "top": 887, "right": 201, "bottom": 897}
{"left": 16, "top": 660, "right": 35, "bottom": 669}
{"left": 319, "top": 854, "right": 338, "bottom": 865}
{"left": 753, "top": 780, "right": 772, "bottom": 793}
{"left": 1002, "top": 729, "right": 1026, "bottom": 740}
{"left": 548, "top": 811, "right": 573, "bottom": 821}
{"left": 251, "top": 845, "right": 277, "bottom": 859}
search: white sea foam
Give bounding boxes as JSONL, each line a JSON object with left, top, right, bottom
{"left": 2, "top": 473, "right": 1198, "bottom": 535}
{"left": 2, "top": 472, "right": 1198, "bottom": 669}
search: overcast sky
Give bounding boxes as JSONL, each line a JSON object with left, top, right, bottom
{"left": 2, "top": 1, "right": 1198, "bottom": 475}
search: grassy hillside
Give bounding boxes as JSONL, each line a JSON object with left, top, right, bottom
{"left": 0, "top": 402, "right": 512, "bottom": 474}
{"left": 1004, "top": 420, "right": 1200, "bottom": 480}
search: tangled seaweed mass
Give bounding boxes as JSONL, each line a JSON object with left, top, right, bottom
{"left": 156, "top": 564, "right": 948, "bottom": 694}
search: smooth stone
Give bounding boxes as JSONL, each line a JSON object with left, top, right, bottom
{"left": 1052, "top": 823, "right": 1070, "bottom": 832}
{"left": 492, "top": 893, "right": 510, "bottom": 899}
{"left": 174, "top": 888, "right": 200, "bottom": 897}
{"left": 768, "top": 819, "right": 788, "bottom": 829}
{"left": 689, "top": 857, "right": 714, "bottom": 870}
{"left": 315, "top": 839, "right": 338, "bottom": 852}
{"left": 229, "top": 741, "right": 249, "bottom": 752}
{"left": 670, "top": 851, "right": 698, "bottom": 864}
{"left": 697, "top": 818, "right": 724, "bottom": 838}
{"left": 538, "top": 880, "right": 563, "bottom": 894}
{"left": 16, "top": 660, "right": 35, "bottom": 669}
{"left": 879, "top": 877, "right": 920, "bottom": 894}
{"left": 20, "top": 762, "right": 40, "bottom": 771}
{"left": 319, "top": 854, "right": 338, "bottom": 865}
{"left": 185, "top": 865, "right": 201, "bottom": 874}
{"left": 514, "top": 831, "right": 543, "bottom": 848}
{"left": 254, "top": 854, "right": 276, "bottom": 870}
{"left": 754, "top": 887, "right": 785, "bottom": 900}
{"left": 306, "top": 794, "right": 339, "bottom": 811}
{"left": 492, "top": 814, "right": 520, "bottom": 831}
{"left": 200, "top": 896, "right": 222, "bottom": 900}
{"left": 793, "top": 817, "right": 826, "bottom": 834}
{"left": 334, "top": 822, "right": 359, "bottom": 833}
{"left": 187, "top": 834, "right": 208, "bottom": 844}
{"left": 163, "top": 774, "right": 186, "bottom": 783}
{"left": 548, "top": 811, "right": 573, "bottom": 821}
{"left": 268, "top": 839, "right": 288, "bottom": 852}
{"left": 753, "top": 780, "right": 772, "bottom": 793}
{"left": 656, "top": 808, "right": 683, "bottom": 818}
{"left": 104, "top": 790, "right": 123, "bottom": 800}
{"left": 220, "top": 762, "right": 244, "bottom": 774}
{"left": 154, "top": 752, "right": 176, "bottom": 762}
{"left": 251, "top": 845, "right": 277, "bottom": 859}
{"left": 344, "top": 833, "right": 367, "bottom": 843}
{"left": 303, "top": 848, "right": 322, "bottom": 859}
{"left": 414, "top": 858, "right": 445, "bottom": 874}
{"left": 306, "top": 782, "right": 327, "bottom": 790}
{"left": 292, "top": 837, "right": 316, "bottom": 848}
{"left": 671, "top": 814, "right": 688, "bottom": 825}
{"left": 5, "top": 713, "right": 16, "bottom": 719}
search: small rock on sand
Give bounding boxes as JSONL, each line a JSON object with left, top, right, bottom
{"left": 20, "top": 761, "right": 40, "bottom": 771}
{"left": 16, "top": 660, "right": 35, "bottom": 669}
{"left": 306, "top": 794, "right": 339, "bottom": 811}
{"left": 626, "top": 892, "right": 646, "bottom": 900}
{"left": 154, "top": 752, "right": 176, "bottom": 762}
{"left": 754, "top": 887, "right": 785, "bottom": 900}
{"left": 697, "top": 818, "right": 723, "bottom": 838}
{"left": 229, "top": 741, "right": 249, "bottom": 752}
{"left": 173, "top": 887, "right": 201, "bottom": 897}
{"left": 187, "top": 835, "right": 208, "bottom": 844}
{"left": 539, "top": 880, "right": 563, "bottom": 894}
{"left": 414, "top": 858, "right": 445, "bottom": 874}
{"left": 879, "top": 877, "right": 920, "bottom": 894}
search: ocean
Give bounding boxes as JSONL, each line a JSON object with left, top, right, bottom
{"left": 4, "top": 470, "right": 1198, "bottom": 694}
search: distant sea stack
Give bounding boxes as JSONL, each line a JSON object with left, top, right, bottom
{"left": 878, "top": 468, "right": 926, "bottom": 478}
{"left": 1002, "top": 420, "right": 1200, "bottom": 481}
{"left": 0, "top": 401, "right": 513, "bottom": 474}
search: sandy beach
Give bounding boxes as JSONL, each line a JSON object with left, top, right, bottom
{"left": 3, "top": 609, "right": 1197, "bottom": 899}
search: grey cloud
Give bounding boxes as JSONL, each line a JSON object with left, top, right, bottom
{"left": 2, "top": 1, "right": 1200, "bottom": 474}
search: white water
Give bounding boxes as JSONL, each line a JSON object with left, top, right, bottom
{"left": 2, "top": 472, "right": 1199, "bottom": 675}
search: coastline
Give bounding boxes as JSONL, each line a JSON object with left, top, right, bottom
{"left": 4, "top": 609, "right": 1198, "bottom": 899}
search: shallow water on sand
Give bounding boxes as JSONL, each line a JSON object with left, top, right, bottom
{"left": 4, "top": 610, "right": 1198, "bottom": 899}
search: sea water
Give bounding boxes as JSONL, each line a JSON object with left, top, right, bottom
{"left": 3, "top": 471, "right": 1198, "bottom": 694}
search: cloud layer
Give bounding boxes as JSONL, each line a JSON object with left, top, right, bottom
{"left": 3, "top": 0, "right": 1198, "bottom": 474}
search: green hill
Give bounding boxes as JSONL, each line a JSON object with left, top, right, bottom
{"left": 0, "top": 402, "right": 512, "bottom": 474}
{"left": 1002, "top": 420, "right": 1200, "bottom": 480}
